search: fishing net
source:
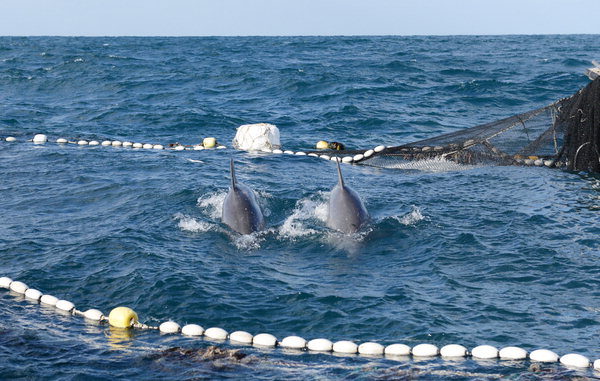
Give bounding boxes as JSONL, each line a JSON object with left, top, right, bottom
{"left": 311, "top": 78, "right": 600, "bottom": 172}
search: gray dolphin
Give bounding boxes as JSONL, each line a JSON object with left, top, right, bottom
{"left": 222, "top": 159, "right": 265, "bottom": 234}
{"left": 326, "top": 159, "right": 369, "bottom": 233}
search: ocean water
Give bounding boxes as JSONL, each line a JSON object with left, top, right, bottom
{"left": 1, "top": 35, "right": 600, "bottom": 380}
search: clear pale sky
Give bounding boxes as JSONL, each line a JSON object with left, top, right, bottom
{"left": 0, "top": 0, "right": 598, "bottom": 36}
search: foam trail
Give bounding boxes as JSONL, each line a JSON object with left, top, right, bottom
{"left": 174, "top": 213, "right": 214, "bottom": 233}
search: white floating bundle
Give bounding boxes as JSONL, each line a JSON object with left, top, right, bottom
{"left": 232, "top": 123, "right": 281, "bottom": 151}
{"left": 229, "top": 330, "right": 254, "bottom": 344}
{"left": 181, "top": 324, "right": 204, "bottom": 336}
{"left": 159, "top": 321, "right": 181, "bottom": 334}
{"left": 33, "top": 134, "right": 48, "bottom": 144}
{"left": 253, "top": 333, "right": 277, "bottom": 347}
{"left": 280, "top": 336, "right": 307, "bottom": 350}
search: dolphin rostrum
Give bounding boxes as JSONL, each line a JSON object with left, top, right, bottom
{"left": 222, "top": 159, "right": 265, "bottom": 234}
{"left": 326, "top": 159, "right": 369, "bottom": 233}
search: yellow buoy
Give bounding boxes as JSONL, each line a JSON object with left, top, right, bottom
{"left": 203, "top": 137, "right": 217, "bottom": 148}
{"left": 108, "top": 306, "right": 139, "bottom": 328}
{"left": 316, "top": 140, "right": 329, "bottom": 149}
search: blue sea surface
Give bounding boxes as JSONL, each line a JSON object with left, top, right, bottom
{"left": 1, "top": 35, "right": 600, "bottom": 380}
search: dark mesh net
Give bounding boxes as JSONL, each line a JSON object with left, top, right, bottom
{"left": 308, "top": 78, "right": 600, "bottom": 172}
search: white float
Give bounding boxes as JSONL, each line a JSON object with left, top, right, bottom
{"left": 56, "top": 138, "right": 68, "bottom": 144}
{"left": 332, "top": 340, "right": 358, "bottom": 354}
{"left": 89, "top": 140, "right": 99, "bottom": 146}
{"left": 320, "top": 155, "right": 330, "bottom": 160}
{"left": 77, "top": 140, "right": 88, "bottom": 145}
{"left": 133, "top": 143, "right": 143, "bottom": 148}
{"left": 24, "top": 288, "right": 42, "bottom": 301}
{"left": 374, "top": 145, "right": 385, "bottom": 152}
{"left": 499, "top": 346, "right": 527, "bottom": 360}
{"left": 341, "top": 156, "right": 353, "bottom": 163}
{"left": 204, "top": 327, "right": 228, "bottom": 340}
{"left": 384, "top": 343, "right": 411, "bottom": 356}
{"left": 142, "top": 143, "right": 153, "bottom": 149}
{"left": 216, "top": 145, "right": 226, "bottom": 149}
{"left": 6, "top": 137, "right": 17, "bottom": 142}
{"left": 283, "top": 150, "right": 294, "bottom": 155}
{"left": 353, "top": 154, "right": 364, "bottom": 161}
{"left": 529, "top": 349, "right": 559, "bottom": 362}
{"left": 174, "top": 145, "right": 185, "bottom": 151}
{"left": 358, "top": 342, "right": 384, "bottom": 355}
{"left": 33, "top": 134, "right": 48, "bottom": 144}
{"left": 272, "top": 149, "right": 283, "bottom": 154}
{"left": 253, "top": 333, "right": 277, "bottom": 347}
{"left": 83, "top": 309, "right": 104, "bottom": 321}
{"left": 594, "top": 359, "right": 600, "bottom": 370}
{"left": 471, "top": 345, "right": 498, "bottom": 359}
{"left": 193, "top": 145, "right": 204, "bottom": 150}
{"left": 412, "top": 343, "right": 439, "bottom": 357}
{"left": 101, "top": 141, "right": 112, "bottom": 146}
{"left": 122, "top": 141, "right": 132, "bottom": 147}
{"left": 153, "top": 144, "right": 164, "bottom": 150}
{"left": 307, "top": 338, "right": 333, "bottom": 352}
{"left": 181, "top": 324, "right": 204, "bottom": 336}
{"left": 159, "top": 321, "right": 181, "bottom": 334}
{"left": 55, "top": 300, "right": 75, "bottom": 312}
{"left": 295, "top": 151, "right": 307, "bottom": 156}
{"left": 0, "top": 277, "right": 12, "bottom": 288}
{"left": 111, "top": 141, "right": 122, "bottom": 147}
{"left": 229, "top": 331, "right": 253, "bottom": 344}
{"left": 232, "top": 123, "right": 281, "bottom": 151}
{"left": 363, "top": 149, "right": 374, "bottom": 158}
{"left": 40, "top": 294, "right": 59, "bottom": 306}
{"left": 9, "top": 281, "right": 28, "bottom": 294}
{"left": 560, "top": 353, "right": 590, "bottom": 368}
{"left": 440, "top": 344, "right": 467, "bottom": 357}
{"left": 308, "top": 153, "right": 318, "bottom": 157}
{"left": 280, "top": 336, "right": 307, "bottom": 349}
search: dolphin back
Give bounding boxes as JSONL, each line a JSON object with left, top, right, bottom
{"left": 222, "top": 160, "right": 265, "bottom": 235}
{"left": 327, "top": 160, "right": 369, "bottom": 233}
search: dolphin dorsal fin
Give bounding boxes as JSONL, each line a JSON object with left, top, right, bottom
{"left": 230, "top": 159, "right": 237, "bottom": 189}
{"left": 335, "top": 157, "right": 345, "bottom": 187}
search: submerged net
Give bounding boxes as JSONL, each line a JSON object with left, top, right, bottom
{"left": 310, "top": 78, "right": 600, "bottom": 172}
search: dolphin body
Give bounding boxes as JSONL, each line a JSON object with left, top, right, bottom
{"left": 326, "top": 159, "right": 369, "bottom": 233}
{"left": 222, "top": 160, "right": 265, "bottom": 234}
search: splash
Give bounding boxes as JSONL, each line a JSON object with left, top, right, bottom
{"left": 197, "top": 191, "right": 227, "bottom": 220}
{"left": 174, "top": 213, "right": 214, "bottom": 233}
{"left": 279, "top": 193, "right": 328, "bottom": 239}
{"left": 394, "top": 206, "right": 426, "bottom": 226}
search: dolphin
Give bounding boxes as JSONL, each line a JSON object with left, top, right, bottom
{"left": 222, "top": 159, "right": 265, "bottom": 234}
{"left": 326, "top": 159, "right": 369, "bottom": 233}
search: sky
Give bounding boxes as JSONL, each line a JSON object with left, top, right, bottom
{"left": 0, "top": 0, "right": 598, "bottom": 36}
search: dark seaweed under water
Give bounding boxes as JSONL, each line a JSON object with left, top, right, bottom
{"left": 1, "top": 35, "right": 600, "bottom": 380}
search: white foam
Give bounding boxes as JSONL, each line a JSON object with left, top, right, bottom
{"left": 393, "top": 206, "right": 425, "bottom": 226}
{"left": 279, "top": 197, "right": 323, "bottom": 238}
{"left": 174, "top": 213, "right": 213, "bottom": 233}
{"left": 197, "top": 192, "right": 228, "bottom": 220}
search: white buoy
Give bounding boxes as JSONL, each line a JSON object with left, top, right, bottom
{"left": 6, "top": 137, "right": 17, "bottom": 142}
{"left": 193, "top": 145, "right": 204, "bottom": 150}
{"left": 142, "top": 143, "right": 153, "bottom": 149}
{"left": 216, "top": 145, "right": 226, "bottom": 149}
{"left": 153, "top": 144, "right": 164, "bottom": 150}
{"left": 320, "top": 155, "right": 331, "bottom": 160}
{"left": 40, "top": 294, "right": 59, "bottom": 306}
{"left": 412, "top": 343, "right": 439, "bottom": 357}
{"left": 471, "top": 345, "right": 498, "bottom": 359}
{"left": 534, "top": 159, "right": 543, "bottom": 166}
{"left": 204, "top": 327, "right": 228, "bottom": 340}
{"left": 384, "top": 343, "right": 411, "bottom": 356}
{"left": 253, "top": 333, "right": 277, "bottom": 347}
{"left": 272, "top": 149, "right": 283, "bottom": 154}
{"left": 111, "top": 141, "right": 122, "bottom": 147}
{"left": 122, "top": 141, "right": 132, "bottom": 147}
{"left": 55, "top": 300, "right": 75, "bottom": 312}
{"left": 593, "top": 359, "right": 600, "bottom": 370}
{"left": 544, "top": 160, "right": 553, "bottom": 167}
{"left": 307, "top": 338, "right": 333, "bottom": 352}
{"left": 89, "top": 140, "right": 100, "bottom": 146}
{"left": 358, "top": 342, "right": 384, "bottom": 355}
{"left": 9, "top": 281, "right": 28, "bottom": 294}
{"left": 25, "top": 288, "right": 42, "bottom": 301}
{"left": 283, "top": 150, "right": 294, "bottom": 155}
{"left": 529, "top": 349, "right": 559, "bottom": 362}
{"left": 560, "top": 353, "right": 590, "bottom": 368}
{"left": 77, "top": 140, "right": 88, "bottom": 145}
{"left": 101, "top": 141, "right": 112, "bottom": 146}
{"left": 363, "top": 149, "right": 374, "bottom": 158}
{"left": 440, "top": 344, "right": 468, "bottom": 357}
{"left": 374, "top": 145, "right": 385, "bottom": 152}
{"left": 56, "top": 138, "right": 68, "bottom": 144}
{"left": 353, "top": 154, "right": 364, "bottom": 161}
{"left": 333, "top": 341, "right": 358, "bottom": 354}
{"left": 295, "top": 151, "right": 307, "bottom": 156}
{"left": 499, "top": 346, "right": 527, "bottom": 360}
{"left": 174, "top": 145, "right": 185, "bottom": 151}
{"left": 0, "top": 277, "right": 12, "bottom": 288}
{"left": 280, "top": 336, "right": 307, "bottom": 349}
{"left": 159, "top": 321, "right": 181, "bottom": 334}
{"left": 181, "top": 324, "right": 204, "bottom": 336}
{"left": 261, "top": 148, "right": 273, "bottom": 153}
{"left": 341, "top": 156, "right": 353, "bottom": 163}
{"left": 229, "top": 331, "right": 253, "bottom": 344}
{"left": 133, "top": 143, "right": 143, "bottom": 148}
{"left": 33, "top": 134, "right": 48, "bottom": 144}
{"left": 232, "top": 123, "right": 280, "bottom": 151}
{"left": 83, "top": 309, "right": 104, "bottom": 321}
